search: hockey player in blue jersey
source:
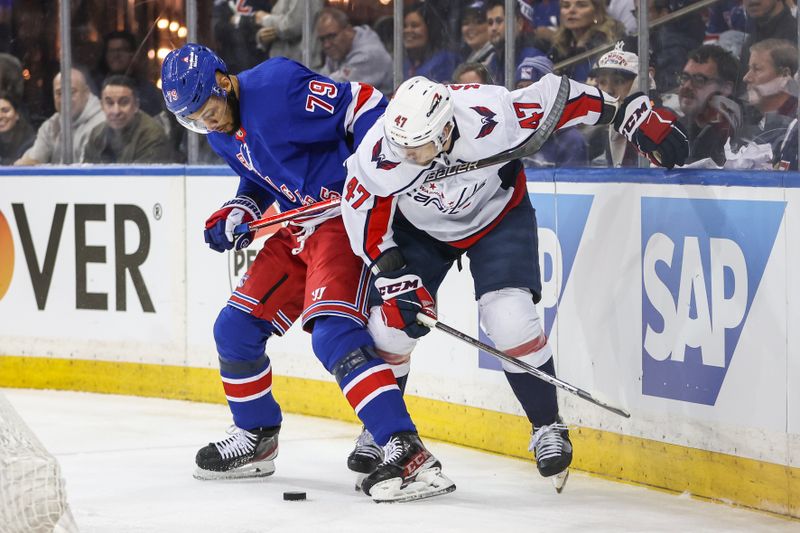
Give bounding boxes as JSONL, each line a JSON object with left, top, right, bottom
{"left": 161, "top": 43, "right": 454, "bottom": 502}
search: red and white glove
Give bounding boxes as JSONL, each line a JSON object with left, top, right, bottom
{"left": 374, "top": 269, "right": 436, "bottom": 339}
{"left": 615, "top": 93, "right": 689, "bottom": 169}
{"left": 204, "top": 196, "right": 261, "bottom": 253}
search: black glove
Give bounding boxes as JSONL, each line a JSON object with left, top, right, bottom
{"left": 615, "top": 93, "right": 689, "bottom": 169}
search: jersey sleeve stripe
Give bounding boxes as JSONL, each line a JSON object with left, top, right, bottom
{"left": 345, "top": 83, "right": 382, "bottom": 133}
{"left": 363, "top": 195, "right": 394, "bottom": 261}
{"left": 556, "top": 91, "right": 604, "bottom": 129}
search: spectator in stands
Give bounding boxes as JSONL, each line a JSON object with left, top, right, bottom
{"left": 739, "top": 0, "right": 797, "bottom": 80}
{"left": 548, "top": 0, "right": 626, "bottom": 82}
{"left": 316, "top": 7, "right": 392, "bottom": 94}
{"left": 92, "top": 31, "right": 164, "bottom": 116}
{"left": 0, "top": 93, "right": 34, "bottom": 165}
{"left": 740, "top": 39, "right": 798, "bottom": 154}
{"left": 485, "top": 0, "right": 548, "bottom": 85}
{"left": 744, "top": 39, "right": 798, "bottom": 118}
{"left": 14, "top": 68, "right": 104, "bottom": 165}
{"left": 255, "top": 0, "right": 323, "bottom": 69}
{"left": 0, "top": 53, "right": 23, "bottom": 105}
{"left": 458, "top": 1, "right": 496, "bottom": 69}
{"left": 678, "top": 45, "right": 741, "bottom": 166}
{"left": 212, "top": 0, "right": 271, "bottom": 73}
{"left": 403, "top": 2, "right": 459, "bottom": 82}
{"left": 452, "top": 61, "right": 493, "bottom": 84}
{"left": 518, "top": 0, "right": 561, "bottom": 43}
{"left": 84, "top": 76, "right": 175, "bottom": 164}
{"left": 588, "top": 44, "right": 655, "bottom": 166}
{"left": 515, "top": 55, "right": 554, "bottom": 88}
{"left": 638, "top": 0, "right": 704, "bottom": 93}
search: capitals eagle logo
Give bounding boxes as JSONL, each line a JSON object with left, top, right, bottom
{"left": 371, "top": 138, "right": 400, "bottom": 170}
{"left": 471, "top": 106, "right": 498, "bottom": 138}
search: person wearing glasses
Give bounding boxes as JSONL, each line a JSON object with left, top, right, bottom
{"left": 316, "top": 7, "right": 392, "bottom": 94}
{"left": 677, "top": 44, "right": 741, "bottom": 166}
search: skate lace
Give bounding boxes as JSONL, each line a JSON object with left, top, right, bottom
{"left": 528, "top": 422, "right": 568, "bottom": 461}
{"left": 380, "top": 436, "right": 404, "bottom": 466}
{"left": 214, "top": 426, "right": 257, "bottom": 460}
{"left": 355, "top": 428, "right": 382, "bottom": 459}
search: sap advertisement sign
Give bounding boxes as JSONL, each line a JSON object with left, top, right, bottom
{"left": 641, "top": 197, "right": 786, "bottom": 405}
{"left": 478, "top": 193, "right": 593, "bottom": 370}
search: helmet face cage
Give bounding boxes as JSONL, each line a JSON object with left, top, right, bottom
{"left": 161, "top": 43, "right": 228, "bottom": 134}
{"left": 385, "top": 77, "right": 454, "bottom": 161}
{"left": 174, "top": 88, "right": 228, "bottom": 135}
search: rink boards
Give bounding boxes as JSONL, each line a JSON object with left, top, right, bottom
{"left": 0, "top": 166, "right": 798, "bottom": 518}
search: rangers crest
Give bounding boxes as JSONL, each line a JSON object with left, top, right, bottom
{"left": 471, "top": 106, "right": 498, "bottom": 138}
{"left": 371, "top": 139, "right": 400, "bottom": 170}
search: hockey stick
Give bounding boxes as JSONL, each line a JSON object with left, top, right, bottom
{"left": 233, "top": 197, "right": 340, "bottom": 235}
{"left": 416, "top": 312, "right": 631, "bottom": 419}
{"left": 235, "top": 75, "right": 571, "bottom": 235}
{"left": 420, "top": 74, "right": 571, "bottom": 182}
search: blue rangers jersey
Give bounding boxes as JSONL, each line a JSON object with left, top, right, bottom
{"left": 207, "top": 58, "right": 386, "bottom": 218}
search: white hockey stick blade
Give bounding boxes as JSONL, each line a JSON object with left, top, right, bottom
{"left": 369, "top": 467, "right": 456, "bottom": 503}
{"left": 193, "top": 459, "right": 276, "bottom": 480}
{"left": 551, "top": 469, "right": 569, "bottom": 494}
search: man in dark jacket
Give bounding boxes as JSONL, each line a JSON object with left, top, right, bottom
{"left": 84, "top": 75, "right": 175, "bottom": 164}
{"left": 739, "top": 0, "right": 797, "bottom": 81}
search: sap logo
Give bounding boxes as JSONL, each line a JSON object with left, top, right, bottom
{"left": 4, "top": 203, "right": 155, "bottom": 312}
{"left": 479, "top": 193, "right": 593, "bottom": 370}
{"left": 641, "top": 197, "right": 785, "bottom": 405}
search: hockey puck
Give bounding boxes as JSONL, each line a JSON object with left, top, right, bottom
{"left": 283, "top": 491, "right": 307, "bottom": 501}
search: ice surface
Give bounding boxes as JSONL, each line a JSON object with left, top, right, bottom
{"left": 3, "top": 389, "right": 795, "bottom": 533}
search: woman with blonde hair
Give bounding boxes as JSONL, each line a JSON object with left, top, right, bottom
{"left": 548, "top": 0, "right": 625, "bottom": 81}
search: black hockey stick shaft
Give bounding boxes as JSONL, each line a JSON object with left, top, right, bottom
{"left": 421, "top": 75, "right": 571, "bottom": 183}
{"left": 416, "top": 313, "right": 631, "bottom": 419}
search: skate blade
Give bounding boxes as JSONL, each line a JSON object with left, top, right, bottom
{"left": 193, "top": 459, "right": 276, "bottom": 480}
{"left": 551, "top": 469, "right": 569, "bottom": 493}
{"left": 370, "top": 467, "right": 456, "bottom": 503}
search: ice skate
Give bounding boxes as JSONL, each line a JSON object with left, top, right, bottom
{"left": 529, "top": 418, "right": 572, "bottom": 493}
{"left": 194, "top": 425, "right": 280, "bottom": 480}
{"left": 361, "top": 431, "right": 455, "bottom": 503}
{"left": 347, "top": 427, "right": 383, "bottom": 491}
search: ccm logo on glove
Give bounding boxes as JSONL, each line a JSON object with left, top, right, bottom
{"left": 614, "top": 92, "right": 689, "bottom": 169}
{"left": 377, "top": 274, "right": 422, "bottom": 297}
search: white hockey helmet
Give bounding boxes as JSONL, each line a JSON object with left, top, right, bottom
{"left": 385, "top": 76, "right": 454, "bottom": 158}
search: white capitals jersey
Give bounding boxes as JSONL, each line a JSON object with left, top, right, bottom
{"left": 341, "top": 73, "right": 612, "bottom": 266}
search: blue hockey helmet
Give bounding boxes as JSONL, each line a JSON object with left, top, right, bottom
{"left": 161, "top": 43, "right": 228, "bottom": 133}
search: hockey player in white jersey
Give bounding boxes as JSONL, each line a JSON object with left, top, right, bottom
{"left": 340, "top": 74, "right": 687, "bottom": 494}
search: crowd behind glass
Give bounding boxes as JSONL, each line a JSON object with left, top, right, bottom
{"left": 0, "top": 0, "right": 797, "bottom": 170}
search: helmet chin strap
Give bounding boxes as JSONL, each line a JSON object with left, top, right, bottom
{"left": 433, "top": 120, "right": 454, "bottom": 153}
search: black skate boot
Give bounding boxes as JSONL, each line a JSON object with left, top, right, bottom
{"left": 361, "top": 431, "right": 455, "bottom": 503}
{"left": 529, "top": 418, "right": 572, "bottom": 493}
{"left": 194, "top": 425, "right": 280, "bottom": 480}
{"left": 348, "top": 427, "right": 383, "bottom": 491}
{"left": 348, "top": 427, "right": 383, "bottom": 473}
